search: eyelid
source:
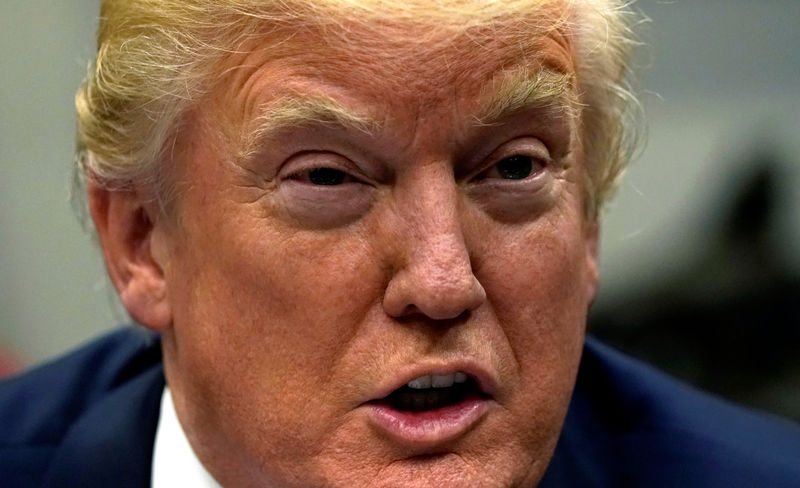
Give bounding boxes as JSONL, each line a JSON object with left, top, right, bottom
{"left": 278, "top": 151, "right": 366, "bottom": 183}
{"left": 469, "top": 137, "right": 552, "bottom": 182}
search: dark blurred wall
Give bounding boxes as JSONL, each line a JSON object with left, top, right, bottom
{"left": 592, "top": 0, "right": 800, "bottom": 421}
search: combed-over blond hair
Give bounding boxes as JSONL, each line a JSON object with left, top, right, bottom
{"left": 75, "top": 0, "right": 642, "bottom": 219}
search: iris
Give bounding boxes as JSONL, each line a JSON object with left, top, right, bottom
{"left": 496, "top": 155, "right": 534, "bottom": 180}
{"left": 309, "top": 167, "right": 346, "bottom": 185}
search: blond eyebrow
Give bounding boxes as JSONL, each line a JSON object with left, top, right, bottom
{"left": 237, "top": 94, "right": 380, "bottom": 162}
{"left": 474, "top": 67, "right": 577, "bottom": 126}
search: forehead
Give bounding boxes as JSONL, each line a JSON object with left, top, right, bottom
{"left": 214, "top": 4, "right": 576, "bottom": 123}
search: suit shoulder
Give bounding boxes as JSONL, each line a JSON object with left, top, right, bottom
{"left": 566, "top": 338, "right": 800, "bottom": 486}
{"left": 0, "top": 327, "right": 162, "bottom": 449}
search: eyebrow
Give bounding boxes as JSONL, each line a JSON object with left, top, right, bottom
{"left": 473, "top": 67, "right": 577, "bottom": 126}
{"left": 236, "top": 67, "right": 575, "bottom": 161}
{"left": 237, "top": 94, "right": 380, "bottom": 162}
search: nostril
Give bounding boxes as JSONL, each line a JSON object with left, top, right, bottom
{"left": 398, "top": 306, "right": 474, "bottom": 323}
{"left": 397, "top": 304, "right": 422, "bottom": 317}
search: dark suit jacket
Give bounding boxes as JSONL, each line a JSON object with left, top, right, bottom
{"left": 1, "top": 328, "right": 799, "bottom": 487}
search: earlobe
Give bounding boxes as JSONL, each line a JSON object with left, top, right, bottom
{"left": 88, "top": 183, "right": 173, "bottom": 331}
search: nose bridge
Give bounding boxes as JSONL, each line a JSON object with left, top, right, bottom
{"left": 405, "top": 175, "right": 467, "bottom": 274}
{"left": 383, "top": 164, "right": 486, "bottom": 320}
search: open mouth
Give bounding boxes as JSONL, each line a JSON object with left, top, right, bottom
{"left": 366, "top": 370, "right": 493, "bottom": 445}
{"left": 381, "top": 372, "right": 488, "bottom": 413}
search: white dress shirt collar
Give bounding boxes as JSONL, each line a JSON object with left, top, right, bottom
{"left": 152, "top": 387, "right": 224, "bottom": 488}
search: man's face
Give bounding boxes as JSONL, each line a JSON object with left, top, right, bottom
{"left": 155, "top": 13, "right": 598, "bottom": 488}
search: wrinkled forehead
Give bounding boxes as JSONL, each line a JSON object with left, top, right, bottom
{"left": 323, "top": 23, "right": 572, "bottom": 105}
{"left": 212, "top": 1, "right": 577, "bottom": 127}
{"left": 310, "top": 4, "right": 572, "bottom": 71}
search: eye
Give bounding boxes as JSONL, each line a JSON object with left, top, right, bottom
{"left": 466, "top": 138, "right": 560, "bottom": 222}
{"left": 495, "top": 155, "right": 535, "bottom": 179}
{"left": 288, "top": 166, "right": 357, "bottom": 185}
{"left": 477, "top": 154, "right": 545, "bottom": 181}
{"left": 308, "top": 167, "right": 346, "bottom": 185}
{"left": 279, "top": 160, "right": 374, "bottom": 228}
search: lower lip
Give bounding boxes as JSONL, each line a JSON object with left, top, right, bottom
{"left": 366, "top": 396, "right": 490, "bottom": 447}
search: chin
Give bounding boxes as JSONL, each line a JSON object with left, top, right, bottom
{"left": 331, "top": 452, "right": 543, "bottom": 488}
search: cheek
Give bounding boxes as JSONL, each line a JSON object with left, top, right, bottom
{"left": 474, "top": 207, "right": 591, "bottom": 435}
{"left": 480, "top": 209, "right": 591, "bottom": 331}
{"left": 163, "top": 214, "right": 384, "bottom": 460}
{"left": 174, "top": 211, "right": 375, "bottom": 340}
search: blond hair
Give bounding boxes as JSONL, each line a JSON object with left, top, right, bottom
{"left": 75, "top": 0, "right": 642, "bottom": 219}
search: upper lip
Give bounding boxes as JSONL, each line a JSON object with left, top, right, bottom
{"left": 368, "top": 360, "right": 498, "bottom": 402}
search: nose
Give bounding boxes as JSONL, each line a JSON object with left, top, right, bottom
{"left": 382, "top": 175, "right": 486, "bottom": 320}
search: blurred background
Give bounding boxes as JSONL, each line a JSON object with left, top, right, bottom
{"left": 1, "top": 1, "right": 798, "bottom": 420}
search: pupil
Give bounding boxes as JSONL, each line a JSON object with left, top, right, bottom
{"left": 497, "top": 156, "right": 533, "bottom": 180}
{"left": 308, "top": 168, "right": 346, "bottom": 185}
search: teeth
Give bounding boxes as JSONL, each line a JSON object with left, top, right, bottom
{"left": 431, "top": 374, "right": 454, "bottom": 388}
{"left": 407, "top": 375, "right": 432, "bottom": 389}
{"left": 407, "top": 371, "right": 468, "bottom": 389}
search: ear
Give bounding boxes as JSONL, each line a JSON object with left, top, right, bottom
{"left": 584, "top": 220, "right": 600, "bottom": 305}
{"left": 88, "top": 182, "right": 172, "bottom": 331}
